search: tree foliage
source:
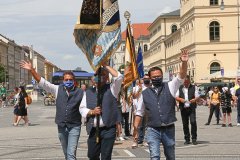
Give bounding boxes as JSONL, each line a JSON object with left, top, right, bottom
{"left": 0, "top": 64, "right": 5, "bottom": 83}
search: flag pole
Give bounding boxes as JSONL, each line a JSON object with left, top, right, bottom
{"left": 96, "top": 67, "right": 102, "bottom": 143}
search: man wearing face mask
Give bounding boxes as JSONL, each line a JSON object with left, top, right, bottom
{"left": 132, "top": 74, "right": 151, "bottom": 148}
{"left": 79, "top": 64, "right": 123, "bottom": 160}
{"left": 133, "top": 49, "right": 188, "bottom": 160}
{"left": 20, "top": 61, "right": 83, "bottom": 160}
{"left": 176, "top": 75, "right": 199, "bottom": 145}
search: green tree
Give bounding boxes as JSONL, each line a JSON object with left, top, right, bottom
{"left": 0, "top": 64, "right": 5, "bottom": 83}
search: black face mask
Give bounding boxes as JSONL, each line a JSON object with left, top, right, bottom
{"left": 143, "top": 79, "right": 150, "bottom": 85}
{"left": 151, "top": 77, "right": 163, "bottom": 88}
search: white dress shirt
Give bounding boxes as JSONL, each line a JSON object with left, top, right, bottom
{"left": 135, "top": 75, "right": 184, "bottom": 117}
{"left": 79, "top": 72, "right": 123, "bottom": 127}
{"left": 39, "top": 78, "right": 59, "bottom": 98}
{"left": 175, "top": 85, "right": 200, "bottom": 107}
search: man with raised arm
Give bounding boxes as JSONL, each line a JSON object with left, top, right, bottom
{"left": 133, "top": 49, "right": 188, "bottom": 160}
{"left": 20, "top": 61, "right": 83, "bottom": 160}
{"left": 79, "top": 64, "right": 123, "bottom": 160}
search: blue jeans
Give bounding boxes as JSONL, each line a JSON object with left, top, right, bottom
{"left": 58, "top": 125, "right": 81, "bottom": 160}
{"left": 146, "top": 125, "right": 175, "bottom": 160}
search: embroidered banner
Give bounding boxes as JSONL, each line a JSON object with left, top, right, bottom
{"left": 123, "top": 23, "right": 138, "bottom": 89}
{"left": 74, "top": 0, "right": 121, "bottom": 71}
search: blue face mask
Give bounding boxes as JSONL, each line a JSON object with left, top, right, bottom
{"left": 63, "top": 80, "right": 74, "bottom": 89}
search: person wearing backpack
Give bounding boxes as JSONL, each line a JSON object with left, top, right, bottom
{"left": 205, "top": 86, "right": 221, "bottom": 125}
{"left": 220, "top": 87, "right": 233, "bottom": 127}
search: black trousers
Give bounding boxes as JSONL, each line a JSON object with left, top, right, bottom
{"left": 207, "top": 104, "right": 220, "bottom": 124}
{"left": 87, "top": 126, "right": 116, "bottom": 160}
{"left": 121, "top": 112, "right": 130, "bottom": 136}
{"left": 180, "top": 107, "right": 197, "bottom": 141}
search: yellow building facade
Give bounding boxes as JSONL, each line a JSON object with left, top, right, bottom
{"left": 144, "top": 0, "right": 240, "bottom": 84}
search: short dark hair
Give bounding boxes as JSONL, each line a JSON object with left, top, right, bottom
{"left": 63, "top": 71, "right": 75, "bottom": 80}
{"left": 148, "top": 67, "right": 163, "bottom": 77}
{"left": 185, "top": 75, "right": 190, "bottom": 80}
{"left": 19, "top": 86, "right": 27, "bottom": 95}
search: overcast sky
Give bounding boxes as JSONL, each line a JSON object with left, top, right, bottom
{"left": 0, "top": 0, "right": 179, "bottom": 72}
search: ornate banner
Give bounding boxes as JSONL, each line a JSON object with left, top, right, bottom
{"left": 123, "top": 23, "right": 138, "bottom": 89}
{"left": 74, "top": 0, "right": 121, "bottom": 71}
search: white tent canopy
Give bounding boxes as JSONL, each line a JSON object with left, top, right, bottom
{"left": 209, "top": 70, "right": 237, "bottom": 80}
{"left": 200, "top": 70, "right": 238, "bottom": 81}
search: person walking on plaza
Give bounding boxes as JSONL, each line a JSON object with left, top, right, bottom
{"left": 13, "top": 87, "right": 19, "bottom": 124}
{"left": 133, "top": 49, "right": 188, "bottom": 160}
{"left": 20, "top": 60, "right": 83, "bottom": 160}
{"left": 235, "top": 77, "right": 240, "bottom": 126}
{"left": 176, "top": 75, "right": 199, "bottom": 145}
{"left": 0, "top": 84, "right": 7, "bottom": 108}
{"left": 79, "top": 64, "right": 123, "bottom": 160}
{"left": 205, "top": 86, "right": 221, "bottom": 125}
{"left": 133, "top": 74, "right": 151, "bottom": 148}
{"left": 220, "top": 87, "right": 233, "bottom": 127}
{"left": 120, "top": 89, "right": 131, "bottom": 138}
{"left": 14, "top": 86, "right": 30, "bottom": 126}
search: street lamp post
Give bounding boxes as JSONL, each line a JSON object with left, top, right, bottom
{"left": 221, "top": 0, "right": 240, "bottom": 70}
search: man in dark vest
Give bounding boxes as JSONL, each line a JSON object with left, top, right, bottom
{"left": 20, "top": 61, "right": 83, "bottom": 160}
{"left": 79, "top": 64, "right": 123, "bottom": 160}
{"left": 176, "top": 75, "right": 199, "bottom": 145}
{"left": 133, "top": 49, "right": 188, "bottom": 160}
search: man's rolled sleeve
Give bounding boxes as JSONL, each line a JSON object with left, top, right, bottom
{"left": 39, "top": 77, "right": 58, "bottom": 97}
{"left": 135, "top": 94, "right": 145, "bottom": 117}
{"left": 111, "top": 71, "right": 123, "bottom": 98}
{"left": 168, "top": 75, "right": 184, "bottom": 97}
{"left": 79, "top": 93, "right": 90, "bottom": 118}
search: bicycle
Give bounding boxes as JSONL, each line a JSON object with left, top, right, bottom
{"left": 44, "top": 95, "right": 56, "bottom": 106}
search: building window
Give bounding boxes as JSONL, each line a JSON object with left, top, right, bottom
{"left": 158, "top": 25, "right": 161, "bottom": 31}
{"left": 210, "top": 0, "right": 218, "bottom": 5}
{"left": 171, "top": 25, "right": 177, "bottom": 33}
{"left": 122, "top": 45, "right": 125, "bottom": 51}
{"left": 209, "top": 21, "right": 220, "bottom": 41}
{"left": 210, "top": 62, "right": 220, "bottom": 74}
{"left": 144, "top": 45, "right": 148, "bottom": 52}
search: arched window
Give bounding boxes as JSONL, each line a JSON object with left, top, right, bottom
{"left": 171, "top": 25, "right": 177, "bottom": 33}
{"left": 144, "top": 44, "right": 148, "bottom": 52}
{"left": 210, "top": 62, "right": 221, "bottom": 74}
{"left": 210, "top": 0, "right": 218, "bottom": 5}
{"left": 209, "top": 21, "right": 220, "bottom": 41}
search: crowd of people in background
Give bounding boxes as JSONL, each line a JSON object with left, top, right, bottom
{"left": 1, "top": 55, "right": 240, "bottom": 160}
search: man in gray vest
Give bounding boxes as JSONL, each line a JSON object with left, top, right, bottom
{"left": 176, "top": 75, "right": 199, "bottom": 145}
{"left": 79, "top": 64, "right": 123, "bottom": 160}
{"left": 133, "top": 49, "right": 188, "bottom": 160}
{"left": 20, "top": 61, "right": 83, "bottom": 160}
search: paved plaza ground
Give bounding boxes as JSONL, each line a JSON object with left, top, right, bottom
{"left": 0, "top": 99, "right": 240, "bottom": 160}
